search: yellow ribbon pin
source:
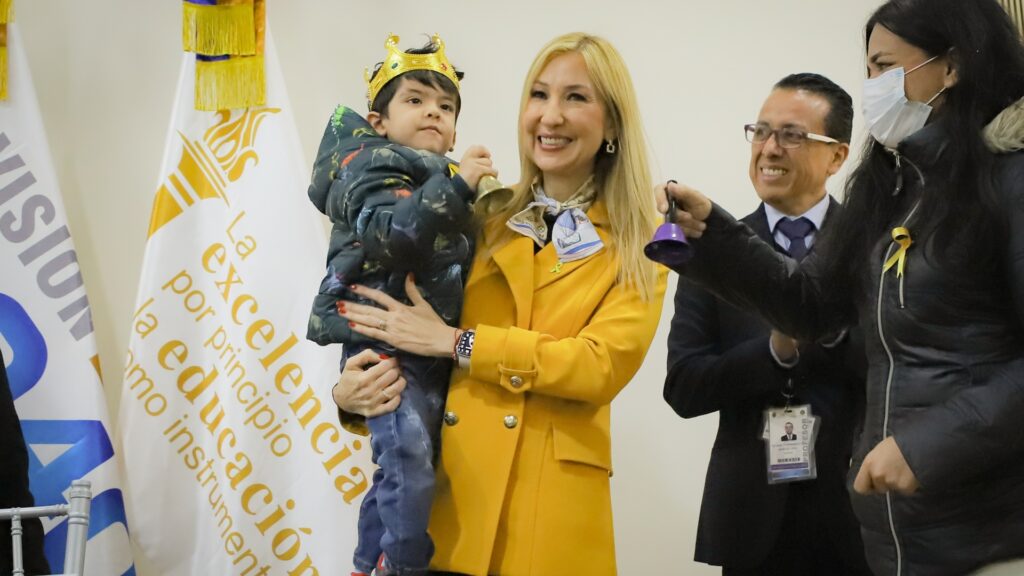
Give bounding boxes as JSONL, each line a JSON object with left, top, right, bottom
{"left": 882, "top": 226, "right": 913, "bottom": 277}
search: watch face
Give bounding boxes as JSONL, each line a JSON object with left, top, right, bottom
{"left": 456, "top": 330, "right": 474, "bottom": 356}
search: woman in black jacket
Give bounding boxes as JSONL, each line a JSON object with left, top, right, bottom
{"left": 661, "top": 0, "right": 1024, "bottom": 574}
{"left": 0, "top": 351, "right": 50, "bottom": 575}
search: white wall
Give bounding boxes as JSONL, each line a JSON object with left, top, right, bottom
{"left": 15, "top": 1, "right": 879, "bottom": 573}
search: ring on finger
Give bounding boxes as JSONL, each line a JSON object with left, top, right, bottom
{"left": 378, "top": 318, "right": 387, "bottom": 331}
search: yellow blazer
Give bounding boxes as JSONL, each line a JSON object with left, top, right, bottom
{"left": 430, "top": 199, "right": 667, "bottom": 575}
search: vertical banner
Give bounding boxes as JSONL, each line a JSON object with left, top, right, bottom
{"left": 118, "top": 29, "right": 371, "bottom": 576}
{"left": 0, "top": 24, "right": 135, "bottom": 576}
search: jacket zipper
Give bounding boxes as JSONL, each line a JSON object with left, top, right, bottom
{"left": 877, "top": 240, "right": 904, "bottom": 576}
{"left": 878, "top": 152, "right": 923, "bottom": 575}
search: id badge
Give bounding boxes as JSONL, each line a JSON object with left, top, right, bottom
{"left": 763, "top": 404, "right": 819, "bottom": 484}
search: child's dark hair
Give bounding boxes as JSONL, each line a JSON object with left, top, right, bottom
{"left": 368, "top": 39, "right": 465, "bottom": 118}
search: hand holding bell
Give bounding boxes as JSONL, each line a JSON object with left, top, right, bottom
{"left": 644, "top": 180, "right": 692, "bottom": 267}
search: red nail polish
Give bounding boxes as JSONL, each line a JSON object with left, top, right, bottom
{"left": 349, "top": 322, "right": 355, "bottom": 327}
{"left": 379, "top": 354, "right": 391, "bottom": 360}
{"left": 338, "top": 303, "right": 346, "bottom": 312}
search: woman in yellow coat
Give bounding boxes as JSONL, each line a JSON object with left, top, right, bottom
{"left": 335, "top": 32, "right": 666, "bottom": 576}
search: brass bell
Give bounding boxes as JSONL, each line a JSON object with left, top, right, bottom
{"left": 474, "top": 175, "right": 515, "bottom": 216}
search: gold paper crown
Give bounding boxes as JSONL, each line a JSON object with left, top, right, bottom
{"left": 365, "top": 33, "right": 460, "bottom": 106}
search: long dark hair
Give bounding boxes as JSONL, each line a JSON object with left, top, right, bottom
{"left": 825, "top": 0, "right": 1024, "bottom": 298}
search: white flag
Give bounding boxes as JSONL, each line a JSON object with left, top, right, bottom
{"left": 118, "top": 30, "right": 372, "bottom": 576}
{"left": 0, "top": 24, "right": 135, "bottom": 576}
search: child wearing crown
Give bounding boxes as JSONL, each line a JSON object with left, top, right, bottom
{"left": 304, "top": 34, "right": 495, "bottom": 576}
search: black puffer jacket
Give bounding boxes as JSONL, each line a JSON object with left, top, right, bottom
{"left": 305, "top": 106, "right": 475, "bottom": 347}
{"left": 676, "top": 98, "right": 1024, "bottom": 576}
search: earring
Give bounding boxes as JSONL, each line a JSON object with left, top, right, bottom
{"left": 605, "top": 139, "right": 617, "bottom": 154}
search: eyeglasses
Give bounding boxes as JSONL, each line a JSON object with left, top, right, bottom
{"left": 744, "top": 123, "right": 839, "bottom": 148}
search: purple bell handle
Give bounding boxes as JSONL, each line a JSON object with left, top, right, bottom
{"left": 643, "top": 179, "right": 692, "bottom": 267}
{"left": 664, "top": 179, "right": 678, "bottom": 224}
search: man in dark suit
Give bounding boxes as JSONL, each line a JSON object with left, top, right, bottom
{"left": 781, "top": 422, "right": 797, "bottom": 442}
{"left": 1, "top": 349, "right": 50, "bottom": 576}
{"left": 664, "top": 74, "right": 870, "bottom": 575}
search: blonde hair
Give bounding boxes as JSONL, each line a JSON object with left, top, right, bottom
{"left": 490, "top": 32, "right": 658, "bottom": 300}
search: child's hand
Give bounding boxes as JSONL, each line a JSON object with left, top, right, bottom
{"left": 458, "top": 145, "right": 498, "bottom": 192}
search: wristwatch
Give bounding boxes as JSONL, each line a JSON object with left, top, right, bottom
{"left": 455, "top": 329, "right": 475, "bottom": 368}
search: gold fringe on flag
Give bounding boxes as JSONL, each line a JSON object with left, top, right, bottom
{"left": 999, "top": 0, "right": 1024, "bottom": 37}
{"left": 0, "top": 22, "right": 8, "bottom": 102}
{"left": 1, "top": 39, "right": 7, "bottom": 101}
{"left": 182, "top": 1, "right": 255, "bottom": 56}
{"left": 185, "top": 0, "right": 265, "bottom": 111}
{"left": 195, "top": 55, "right": 265, "bottom": 111}
{"left": 0, "top": 0, "right": 10, "bottom": 101}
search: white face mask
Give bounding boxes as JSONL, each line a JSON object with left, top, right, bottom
{"left": 862, "top": 55, "right": 945, "bottom": 150}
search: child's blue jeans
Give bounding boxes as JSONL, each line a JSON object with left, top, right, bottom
{"left": 348, "top": 348, "right": 449, "bottom": 576}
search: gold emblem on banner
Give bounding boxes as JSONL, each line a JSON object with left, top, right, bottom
{"left": 147, "top": 107, "right": 279, "bottom": 237}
